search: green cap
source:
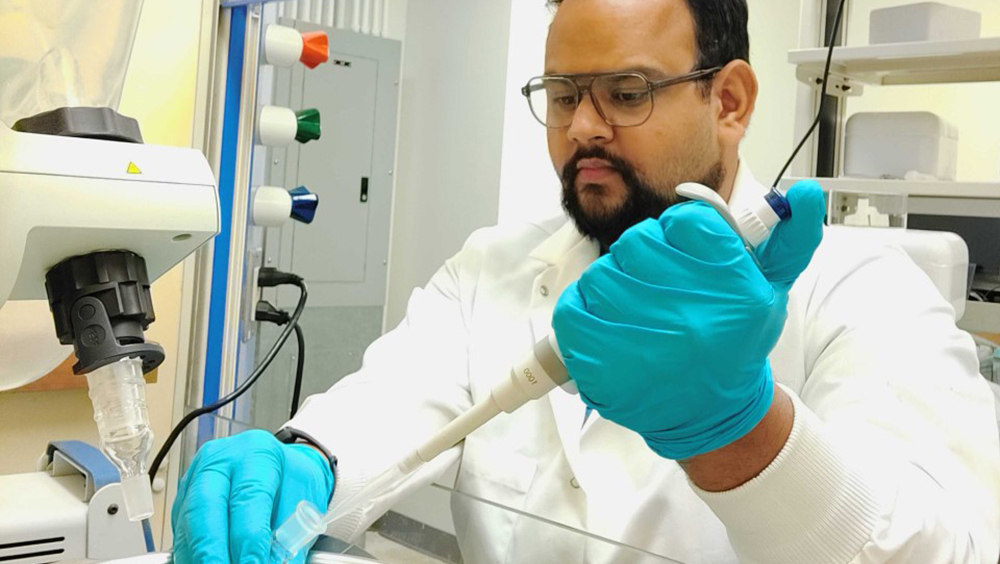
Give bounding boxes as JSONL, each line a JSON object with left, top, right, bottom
{"left": 295, "top": 108, "right": 321, "bottom": 143}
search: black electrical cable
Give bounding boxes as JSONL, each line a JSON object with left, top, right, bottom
{"left": 289, "top": 323, "right": 306, "bottom": 419}
{"left": 771, "top": 0, "right": 850, "bottom": 189}
{"left": 252, "top": 299, "right": 306, "bottom": 419}
{"left": 148, "top": 279, "right": 308, "bottom": 484}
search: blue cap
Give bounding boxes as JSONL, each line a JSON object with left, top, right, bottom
{"left": 289, "top": 186, "right": 319, "bottom": 224}
{"left": 764, "top": 188, "right": 792, "bottom": 221}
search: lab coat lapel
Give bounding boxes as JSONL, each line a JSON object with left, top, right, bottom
{"left": 527, "top": 220, "right": 599, "bottom": 489}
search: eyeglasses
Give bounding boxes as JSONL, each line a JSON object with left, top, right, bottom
{"left": 521, "top": 67, "right": 722, "bottom": 128}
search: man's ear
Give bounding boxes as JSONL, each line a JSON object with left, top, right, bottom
{"left": 712, "top": 60, "right": 758, "bottom": 142}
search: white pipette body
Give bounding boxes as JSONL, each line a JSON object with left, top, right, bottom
{"left": 270, "top": 334, "right": 569, "bottom": 563}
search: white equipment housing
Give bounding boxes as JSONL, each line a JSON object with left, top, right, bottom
{"left": 0, "top": 125, "right": 219, "bottom": 303}
{"left": 0, "top": 124, "right": 219, "bottom": 390}
{"left": 0, "top": 122, "right": 219, "bottom": 560}
{"left": 0, "top": 442, "right": 150, "bottom": 563}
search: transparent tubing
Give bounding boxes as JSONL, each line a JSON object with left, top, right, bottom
{"left": 86, "top": 356, "right": 155, "bottom": 521}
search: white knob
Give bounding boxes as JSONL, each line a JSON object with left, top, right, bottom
{"left": 264, "top": 25, "right": 305, "bottom": 68}
{"left": 256, "top": 106, "right": 297, "bottom": 147}
{"left": 254, "top": 186, "right": 293, "bottom": 227}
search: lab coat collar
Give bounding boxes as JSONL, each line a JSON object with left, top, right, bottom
{"left": 528, "top": 217, "right": 592, "bottom": 266}
{"left": 727, "top": 160, "right": 769, "bottom": 216}
{"left": 527, "top": 159, "right": 765, "bottom": 265}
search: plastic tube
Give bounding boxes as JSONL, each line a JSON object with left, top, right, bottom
{"left": 86, "top": 356, "right": 155, "bottom": 521}
{"left": 270, "top": 462, "right": 409, "bottom": 563}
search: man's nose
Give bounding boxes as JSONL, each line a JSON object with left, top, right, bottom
{"left": 567, "top": 94, "right": 613, "bottom": 145}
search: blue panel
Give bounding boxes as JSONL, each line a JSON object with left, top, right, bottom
{"left": 46, "top": 441, "right": 120, "bottom": 496}
{"left": 199, "top": 6, "right": 248, "bottom": 448}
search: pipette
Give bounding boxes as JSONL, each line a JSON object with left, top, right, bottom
{"left": 675, "top": 183, "right": 791, "bottom": 253}
{"left": 270, "top": 335, "right": 569, "bottom": 563}
{"left": 268, "top": 183, "right": 791, "bottom": 563}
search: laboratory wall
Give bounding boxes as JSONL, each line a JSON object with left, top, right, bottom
{"left": 384, "top": 0, "right": 515, "bottom": 329}
{"left": 0, "top": 0, "right": 204, "bottom": 540}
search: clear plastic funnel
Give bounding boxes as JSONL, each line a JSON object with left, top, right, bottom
{"left": 0, "top": 0, "right": 144, "bottom": 126}
{"left": 86, "top": 357, "right": 155, "bottom": 521}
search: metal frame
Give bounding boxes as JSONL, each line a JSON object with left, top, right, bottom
{"left": 793, "top": 0, "right": 851, "bottom": 178}
{"left": 163, "top": 0, "right": 224, "bottom": 550}
{"left": 815, "top": 0, "right": 849, "bottom": 177}
{"left": 217, "top": 4, "right": 264, "bottom": 425}
{"left": 792, "top": 0, "right": 833, "bottom": 177}
{"left": 163, "top": 0, "right": 263, "bottom": 549}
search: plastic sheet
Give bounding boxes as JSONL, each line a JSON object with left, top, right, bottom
{"left": 0, "top": 0, "right": 144, "bottom": 126}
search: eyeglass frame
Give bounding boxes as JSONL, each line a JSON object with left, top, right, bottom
{"left": 521, "top": 66, "right": 723, "bottom": 129}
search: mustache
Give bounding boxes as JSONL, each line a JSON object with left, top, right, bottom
{"left": 560, "top": 147, "right": 637, "bottom": 186}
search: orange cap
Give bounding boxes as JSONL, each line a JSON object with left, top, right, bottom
{"left": 300, "top": 31, "right": 329, "bottom": 69}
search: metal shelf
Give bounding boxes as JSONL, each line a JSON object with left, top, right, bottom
{"left": 779, "top": 177, "right": 1000, "bottom": 199}
{"left": 789, "top": 37, "right": 1000, "bottom": 87}
{"left": 778, "top": 178, "right": 1000, "bottom": 219}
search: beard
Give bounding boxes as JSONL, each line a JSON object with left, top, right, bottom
{"left": 560, "top": 146, "right": 726, "bottom": 252}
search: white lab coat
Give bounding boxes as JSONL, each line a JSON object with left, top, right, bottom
{"left": 287, "top": 165, "right": 1000, "bottom": 564}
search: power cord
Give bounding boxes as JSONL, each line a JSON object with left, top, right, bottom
{"left": 148, "top": 269, "right": 307, "bottom": 483}
{"left": 290, "top": 324, "right": 305, "bottom": 419}
{"left": 254, "top": 298, "right": 307, "bottom": 418}
{"left": 771, "top": 0, "right": 850, "bottom": 189}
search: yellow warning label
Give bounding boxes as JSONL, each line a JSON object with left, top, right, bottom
{"left": 127, "top": 162, "right": 142, "bottom": 175}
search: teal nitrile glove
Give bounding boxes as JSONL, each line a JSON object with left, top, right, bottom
{"left": 552, "top": 181, "right": 825, "bottom": 460}
{"left": 171, "top": 429, "right": 334, "bottom": 564}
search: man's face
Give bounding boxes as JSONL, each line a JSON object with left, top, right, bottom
{"left": 546, "top": 0, "right": 725, "bottom": 250}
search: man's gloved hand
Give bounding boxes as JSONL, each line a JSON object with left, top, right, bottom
{"left": 552, "top": 181, "right": 825, "bottom": 460}
{"left": 171, "top": 429, "right": 335, "bottom": 564}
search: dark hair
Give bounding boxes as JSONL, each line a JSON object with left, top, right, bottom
{"left": 547, "top": 0, "right": 750, "bottom": 73}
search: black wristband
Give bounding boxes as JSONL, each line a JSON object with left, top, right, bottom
{"left": 275, "top": 427, "right": 338, "bottom": 474}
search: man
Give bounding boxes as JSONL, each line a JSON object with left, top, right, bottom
{"left": 172, "top": 0, "right": 1000, "bottom": 562}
